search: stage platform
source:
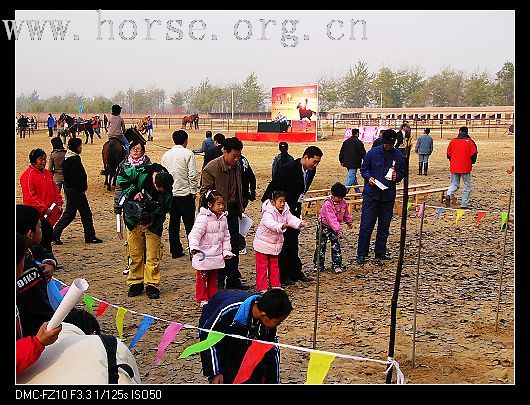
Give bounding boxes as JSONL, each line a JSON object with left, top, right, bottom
{"left": 234, "top": 131, "right": 316, "bottom": 143}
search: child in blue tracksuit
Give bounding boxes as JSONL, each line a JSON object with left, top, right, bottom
{"left": 198, "top": 289, "right": 292, "bottom": 384}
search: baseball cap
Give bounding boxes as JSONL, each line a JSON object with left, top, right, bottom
{"left": 279, "top": 141, "right": 288, "bottom": 150}
{"left": 381, "top": 130, "right": 397, "bottom": 145}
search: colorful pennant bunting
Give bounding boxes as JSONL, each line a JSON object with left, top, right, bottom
{"left": 500, "top": 212, "right": 508, "bottom": 230}
{"left": 178, "top": 331, "right": 225, "bottom": 359}
{"left": 305, "top": 352, "right": 336, "bottom": 384}
{"left": 435, "top": 207, "right": 443, "bottom": 221}
{"left": 233, "top": 340, "right": 275, "bottom": 384}
{"left": 95, "top": 301, "right": 109, "bottom": 317}
{"left": 417, "top": 204, "right": 425, "bottom": 218}
{"left": 116, "top": 307, "right": 127, "bottom": 340}
{"left": 155, "top": 323, "right": 183, "bottom": 366}
{"left": 407, "top": 202, "right": 412, "bottom": 210}
{"left": 129, "top": 316, "right": 155, "bottom": 350}
{"left": 455, "top": 209, "right": 465, "bottom": 224}
{"left": 47, "top": 279, "right": 64, "bottom": 311}
{"left": 83, "top": 293, "right": 96, "bottom": 312}
{"left": 476, "top": 211, "right": 487, "bottom": 224}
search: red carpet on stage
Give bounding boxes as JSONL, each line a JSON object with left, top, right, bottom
{"left": 234, "top": 132, "right": 316, "bottom": 143}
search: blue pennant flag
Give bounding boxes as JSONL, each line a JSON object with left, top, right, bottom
{"left": 47, "top": 279, "right": 64, "bottom": 310}
{"left": 129, "top": 315, "right": 155, "bottom": 349}
{"left": 78, "top": 103, "right": 83, "bottom": 114}
{"left": 435, "top": 207, "right": 443, "bottom": 221}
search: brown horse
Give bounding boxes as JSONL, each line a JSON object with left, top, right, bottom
{"left": 136, "top": 116, "right": 150, "bottom": 134}
{"left": 182, "top": 114, "right": 199, "bottom": 130}
{"left": 102, "top": 139, "right": 125, "bottom": 191}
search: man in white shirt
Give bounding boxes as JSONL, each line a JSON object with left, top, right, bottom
{"left": 161, "top": 130, "right": 198, "bottom": 258}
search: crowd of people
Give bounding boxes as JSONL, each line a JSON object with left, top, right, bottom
{"left": 17, "top": 108, "right": 487, "bottom": 384}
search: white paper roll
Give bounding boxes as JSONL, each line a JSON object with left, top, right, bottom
{"left": 47, "top": 278, "right": 89, "bottom": 330}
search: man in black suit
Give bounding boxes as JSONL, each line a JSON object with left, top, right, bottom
{"left": 339, "top": 128, "right": 366, "bottom": 194}
{"left": 262, "top": 145, "right": 323, "bottom": 286}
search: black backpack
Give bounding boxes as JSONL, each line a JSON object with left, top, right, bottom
{"left": 98, "top": 334, "right": 135, "bottom": 384}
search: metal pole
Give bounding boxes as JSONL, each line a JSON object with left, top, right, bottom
{"left": 411, "top": 202, "right": 426, "bottom": 367}
{"left": 386, "top": 133, "right": 412, "bottom": 383}
{"left": 312, "top": 219, "right": 324, "bottom": 350}
{"left": 231, "top": 89, "right": 234, "bottom": 120}
{"left": 495, "top": 186, "right": 513, "bottom": 332}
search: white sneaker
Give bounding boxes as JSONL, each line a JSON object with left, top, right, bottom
{"left": 334, "top": 267, "right": 343, "bottom": 274}
{"left": 123, "top": 267, "right": 130, "bottom": 275}
{"left": 239, "top": 247, "right": 247, "bottom": 255}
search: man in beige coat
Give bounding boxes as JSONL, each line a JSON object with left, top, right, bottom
{"left": 200, "top": 137, "right": 250, "bottom": 290}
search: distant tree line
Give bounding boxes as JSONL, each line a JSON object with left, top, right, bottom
{"left": 16, "top": 61, "right": 513, "bottom": 114}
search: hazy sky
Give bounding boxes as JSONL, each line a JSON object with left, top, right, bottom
{"left": 14, "top": 9, "right": 515, "bottom": 99}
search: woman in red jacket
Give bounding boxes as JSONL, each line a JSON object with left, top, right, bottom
{"left": 20, "top": 148, "right": 64, "bottom": 253}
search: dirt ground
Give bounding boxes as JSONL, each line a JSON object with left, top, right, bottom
{"left": 15, "top": 126, "right": 515, "bottom": 385}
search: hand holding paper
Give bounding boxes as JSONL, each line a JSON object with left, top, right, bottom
{"left": 47, "top": 278, "right": 89, "bottom": 330}
{"left": 373, "top": 179, "right": 388, "bottom": 190}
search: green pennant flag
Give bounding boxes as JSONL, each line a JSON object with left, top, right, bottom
{"left": 83, "top": 293, "right": 96, "bottom": 312}
{"left": 500, "top": 212, "right": 508, "bottom": 230}
{"left": 407, "top": 202, "right": 412, "bottom": 210}
{"left": 178, "top": 331, "right": 225, "bottom": 359}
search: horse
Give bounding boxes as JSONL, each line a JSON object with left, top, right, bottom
{"left": 101, "top": 127, "right": 147, "bottom": 191}
{"left": 59, "top": 113, "right": 95, "bottom": 143}
{"left": 136, "top": 116, "right": 150, "bottom": 134}
{"left": 182, "top": 114, "right": 199, "bottom": 130}
{"left": 296, "top": 101, "right": 314, "bottom": 122}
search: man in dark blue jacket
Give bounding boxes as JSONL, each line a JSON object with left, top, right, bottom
{"left": 198, "top": 289, "right": 292, "bottom": 384}
{"left": 356, "top": 129, "right": 405, "bottom": 264}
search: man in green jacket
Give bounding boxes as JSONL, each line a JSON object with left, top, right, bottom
{"left": 117, "top": 163, "right": 173, "bottom": 299}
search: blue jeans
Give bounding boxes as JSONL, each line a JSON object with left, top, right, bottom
{"left": 344, "top": 168, "right": 361, "bottom": 194}
{"left": 448, "top": 172, "right": 472, "bottom": 208}
{"left": 418, "top": 154, "right": 430, "bottom": 163}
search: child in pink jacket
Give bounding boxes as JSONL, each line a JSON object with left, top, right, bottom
{"left": 253, "top": 190, "right": 307, "bottom": 293}
{"left": 313, "top": 182, "right": 353, "bottom": 274}
{"left": 188, "top": 190, "right": 234, "bottom": 307}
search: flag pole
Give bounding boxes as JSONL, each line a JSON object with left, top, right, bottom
{"left": 312, "top": 218, "right": 323, "bottom": 349}
{"left": 411, "top": 202, "right": 426, "bottom": 367}
{"left": 495, "top": 186, "right": 513, "bottom": 332}
{"left": 385, "top": 129, "right": 412, "bottom": 383}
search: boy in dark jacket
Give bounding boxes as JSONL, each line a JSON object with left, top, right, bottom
{"left": 16, "top": 205, "right": 57, "bottom": 337}
{"left": 199, "top": 289, "right": 292, "bottom": 384}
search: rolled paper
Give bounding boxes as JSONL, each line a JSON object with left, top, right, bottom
{"left": 47, "top": 278, "right": 89, "bottom": 330}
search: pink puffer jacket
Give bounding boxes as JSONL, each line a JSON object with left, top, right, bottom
{"left": 188, "top": 207, "right": 233, "bottom": 271}
{"left": 252, "top": 200, "right": 302, "bottom": 256}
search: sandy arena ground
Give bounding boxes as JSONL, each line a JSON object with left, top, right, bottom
{"left": 15, "top": 125, "right": 515, "bottom": 384}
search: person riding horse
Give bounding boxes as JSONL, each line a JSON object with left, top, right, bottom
{"left": 182, "top": 114, "right": 199, "bottom": 130}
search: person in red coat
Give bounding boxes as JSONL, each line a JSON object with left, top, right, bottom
{"left": 20, "top": 148, "right": 64, "bottom": 253}
{"left": 446, "top": 127, "right": 478, "bottom": 209}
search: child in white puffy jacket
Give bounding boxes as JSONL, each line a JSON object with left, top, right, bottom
{"left": 252, "top": 190, "right": 307, "bottom": 293}
{"left": 188, "top": 190, "right": 234, "bottom": 307}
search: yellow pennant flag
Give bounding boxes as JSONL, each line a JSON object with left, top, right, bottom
{"left": 455, "top": 209, "right": 465, "bottom": 224}
{"left": 116, "top": 307, "right": 128, "bottom": 340}
{"left": 305, "top": 352, "right": 336, "bottom": 384}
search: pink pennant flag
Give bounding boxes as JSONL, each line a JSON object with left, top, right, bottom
{"left": 95, "top": 301, "right": 109, "bottom": 317}
{"left": 476, "top": 211, "right": 487, "bottom": 224}
{"left": 60, "top": 286, "right": 70, "bottom": 296}
{"left": 154, "top": 322, "right": 183, "bottom": 366}
{"left": 233, "top": 340, "right": 275, "bottom": 384}
{"left": 417, "top": 204, "right": 425, "bottom": 218}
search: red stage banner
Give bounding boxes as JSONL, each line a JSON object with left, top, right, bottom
{"left": 271, "top": 85, "right": 318, "bottom": 141}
